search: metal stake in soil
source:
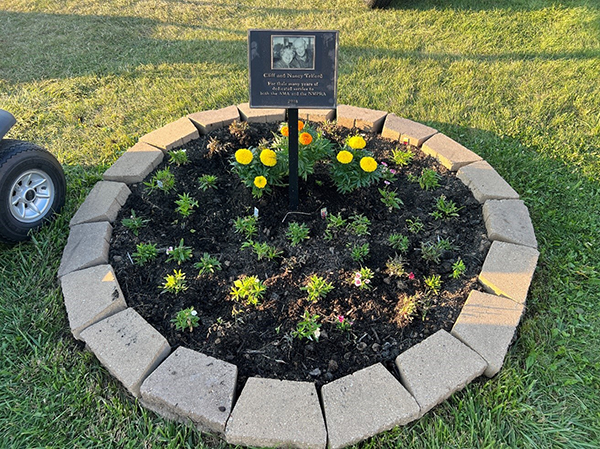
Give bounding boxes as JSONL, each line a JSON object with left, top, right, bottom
{"left": 288, "top": 108, "right": 299, "bottom": 211}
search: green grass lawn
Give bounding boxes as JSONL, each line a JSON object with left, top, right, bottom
{"left": 1, "top": 0, "right": 599, "bottom": 447}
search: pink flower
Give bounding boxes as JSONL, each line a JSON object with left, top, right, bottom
{"left": 354, "top": 278, "right": 362, "bottom": 287}
{"left": 365, "top": 279, "right": 370, "bottom": 284}
{"left": 381, "top": 161, "right": 388, "bottom": 167}
{"left": 384, "top": 180, "right": 391, "bottom": 185}
{"left": 355, "top": 272, "right": 361, "bottom": 279}
{"left": 338, "top": 315, "right": 344, "bottom": 323}
{"left": 389, "top": 169, "right": 397, "bottom": 175}
{"left": 408, "top": 272, "right": 415, "bottom": 280}
{"left": 166, "top": 246, "right": 174, "bottom": 254}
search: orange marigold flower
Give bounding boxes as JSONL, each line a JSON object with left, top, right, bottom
{"left": 336, "top": 150, "right": 353, "bottom": 164}
{"left": 259, "top": 149, "right": 277, "bottom": 167}
{"left": 281, "top": 125, "right": 289, "bottom": 137}
{"left": 348, "top": 135, "right": 367, "bottom": 150}
{"left": 359, "top": 156, "right": 377, "bottom": 173}
{"left": 299, "top": 132, "right": 313, "bottom": 146}
{"left": 235, "top": 148, "right": 253, "bottom": 165}
{"left": 298, "top": 121, "right": 305, "bottom": 131}
{"left": 253, "top": 176, "right": 267, "bottom": 189}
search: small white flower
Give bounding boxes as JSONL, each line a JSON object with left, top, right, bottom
{"left": 313, "top": 328, "right": 321, "bottom": 340}
{"left": 355, "top": 272, "right": 362, "bottom": 278}
{"left": 157, "top": 180, "right": 163, "bottom": 188}
{"left": 190, "top": 310, "right": 198, "bottom": 316}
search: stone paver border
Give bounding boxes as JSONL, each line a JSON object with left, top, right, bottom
{"left": 59, "top": 104, "right": 539, "bottom": 448}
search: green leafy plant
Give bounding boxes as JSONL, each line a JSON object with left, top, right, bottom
{"left": 379, "top": 188, "right": 403, "bottom": 210}
{"left": 388, "top": 233, "right": 410, "bottom": 253}
{"left": 171, "top": 307, "right": 199, "bottom": 332}
{"left": 424, "top": 274, "right": 443, "bottom": 294}
{"left": 336, "top": 315, "right": 353, "bottom": 332}
{"left": 324, "top": 213, "right": 347, "bottom": 240}
{"left": 419, "top": 168, "right": 440, "bottom": 190}
{"left": 241, "top": 240, "right": 283, "bottom": 261}
{"left": 166, "top": 239, "right": 193, "bottom": 265}
{"left": 420, "top": 239, "right": 453, "bottom": 264}
{"left": 198, "top": 174, "right": 218, "bottom": 191}
{"left": 406, "top": 173, "right": 419, "bottom": 183}
{"left": 301, "top": 275, "right": 334, "bottom": 302}
{"left": 161, "top": 269, "right": 188, "bottom": 294}
{"left": 292, "top": 310, "right": 321, "bottom": 341}
{"left": 352, "top": 267, "right": 373, "bottom": 290}
{"left": 430, "top": 195, "right": 462, "bottom": 220}
{"left": 168, "top": 149, "right": 189, "bottom": 166}
{"left": 451, "top": 258, "right": 466, "bottom": 279}
{"left": 121, "top": 210, "right": 149, "bottom": 236}
{"left": 175, "top": 193, "right": 199, "bottom": 218}
{"left": 230, "top": 276, "right": 266, "bottom": 306}
{"left": 406, "top": 216, "right": 424, "bottom": 234}
{"left": 386, "top": 255, "right": 405, "bottom": 277}
{"left": 132, "top": 242, "right": 158, "bottom": 265}
{"left": 349, "top": 242, "right": 370, "bottom": 263}
{"left": 233, "top": 215, "right": 258, "bottom": 240}
{"left": 391, "top": 148, "right": 414, "bottom": 166}
{"left": 144, "top": 167, "right": 176, "bottom": 193}
{"left": 286, "top": 222, "right": 310, "bottom": 246}
{"left": 194, "top": 253, "right": 222, "bottom": 276}
{"left": 348, "top": 214, "right": 370, "bottom": 236}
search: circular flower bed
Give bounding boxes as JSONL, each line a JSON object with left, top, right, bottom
{"left": 109, "top": 120, "right": 489, "bottom": 391}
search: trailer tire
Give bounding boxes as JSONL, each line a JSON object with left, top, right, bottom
{"left": 0, "top": 140, "right": 66, "bottom": 244}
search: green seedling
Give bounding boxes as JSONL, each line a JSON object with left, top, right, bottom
{"left": 166, "top": 239, "right": 193, "bottom": 265}
{"left": 301, "top": 275, "right": 334, "bottom": 302}
{"left": 388, "top": 233, "right": 409, "bottom": 253}
{"left": 406, "top": 217, "right": 424, "bottom": 234}
{"left": 431, "top": 195, "right": 462, "bottom": 220}
{"left": 172, "top": 307, "right": 199, "bottom": 332}
{"left": 168, "top": 149, "right": 189, "bottom": 166}
{"left": 233, "top": 215, "right": 258, "bottom": 240}
{"left": 292, "top": 311, "right": 321, "bottom": 341}
{"left": 132, "top": 242, "right": 158, "bottom": 265}
{"left": 349, "top": 242, "right": 370, "bottom": 263}
{"left": 419, "top": 168, "right": 440, "bottom": 190}
{"left": 391, "top": 148, "right": 414, "bottom": 166}
{"left": 121, "top": 210, "right": 149, "bottom": 236}
{"left": 144, "top": 167, "right": 176, "bottom": 193}
{"left": 241, "top": 240, "right": 282, "bottom": 261}
{"left": 348, "top": 214, "right": 370, "bottom": 236}
{"left": 198, "top": 174, "right": 218, "bottom": 191}
{"left": 230, "top": 276, "right": 266, "bottom": 306}
{"left": 286, "top": 222, "right": 310, "bottom": 246}
{"left": 194, "top": 253, "right": 222, "bottom": 276}
{"left": 424, "top": 274, "right": 443, "bottom": 294}
{"left": 161, "top": 269, "right": 188, "bottom": 294}
{"left": 175, "top": 192, "right": 199, "bottom": 217}
{"left": 379, "top": 188, "right": 403, "bottom": 210}
{"left": 451, "top": 258, "right": 466, "bottom": 279}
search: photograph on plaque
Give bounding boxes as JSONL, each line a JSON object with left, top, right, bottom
{"left": 271, "top": 35, "right": 316, "bottom": 70}
{"left": 248, "top": 29, "right": 338, "bottom": 109}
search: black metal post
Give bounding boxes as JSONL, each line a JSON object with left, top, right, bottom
{"left": 288, "top": 108, "right": 299, "bottom": 211}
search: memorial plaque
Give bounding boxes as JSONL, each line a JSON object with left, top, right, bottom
{"left": 248, "top": 30, "right": 338, "bottom": 109}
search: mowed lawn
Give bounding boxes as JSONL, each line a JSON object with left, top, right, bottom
{"left": 1, "top": 0, "right": 599, "bottom": 447}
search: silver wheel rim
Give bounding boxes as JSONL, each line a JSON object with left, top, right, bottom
{"left": 9, "top": 169, "right": 55, "bottom": 223}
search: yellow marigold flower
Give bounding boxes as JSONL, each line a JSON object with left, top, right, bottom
{"left": 254, "top": 176, "right": 267, "bottom": 189}
{"left": 281, "top": 125, "right": 289, "bottom": 137}
{"left": 299, "top": 132, "right": 313, "bottom": 146}
{"left": 235, "top": 148, "right": 253, "bottom": 165}
{"left": 298, "top": 121, "right": 305, "bottom": 131}
{"left": 348, "top": 135, "right": 367, "bottom": 150}
{"left": 336, "top": 150, "right": 354, "bottom": 164}
{"left": 259, "top": 149, "right": 277, "bottom": 167}
{"left": 359, "top": 156, "right": 378, "bottom": 173}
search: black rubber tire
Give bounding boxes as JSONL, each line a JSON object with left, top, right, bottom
{"left": 365, "top": 0, "right": 392, "bottom": 9}
{"left": 0, "top": 140, "right": 66, "bottom": 244}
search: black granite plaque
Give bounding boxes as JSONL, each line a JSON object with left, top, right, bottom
{"left": 248, "top": 30, "right": 338, "bottom": 109}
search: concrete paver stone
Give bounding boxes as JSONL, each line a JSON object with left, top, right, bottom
{"left": 80, "top": 308, "right": 171, "bottom": 398}
{"left": 321, "top": 363, "right": 420, "bottom": 449}
{"left": 60, "top": 264, "right": 127, "bottom": 340}
{"left": 483, "top": 199, "right": 537, "bottom": 248}
{"left": 237, "top": 103, "right": 286, "bottom": 123}
{"left": 225, "top": 377, "right": 327, "bottom": 449}
{"left": 140, "top": 117, "right": 200, "bottom": 151}
{"left": 336, "top": 104, "right": 387, "bottom": 132}
{"left": 140, "top": 347, "right": 237, "bottom": 435}
{"left": 457, "top": 160, "right": 520, "bottom": 203}
{"left": 187, "top": 105, "right": 241, "bottom": 134}
{"left": 421, "top": 133, "right": 483, "bottom": 171}
{"left": 478, "top": 240, "right": 539, "bottom": 304}
{"left": 395, "top": 330, "right": 487, "bottom": 415}
{"left": 299, "top": 108, "right": 336, "bottom": 123}
{"left": 70, "top": 181, "right": 131, "bottom": 227}
{"left": 103, "top": 142, "right": 164, "bottom": 184}
{"left": 58, "top": 221, "right": 112, "bottom": 278}
{"left": 452, "top": 290, "right": 525, "bottom": 377}
{"left": 380, "top": 113, "right": 438, "bottom": 147}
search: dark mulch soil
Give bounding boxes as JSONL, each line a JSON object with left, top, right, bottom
{"left": 109, "top": 121, "right": 490, "bottom": 393}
